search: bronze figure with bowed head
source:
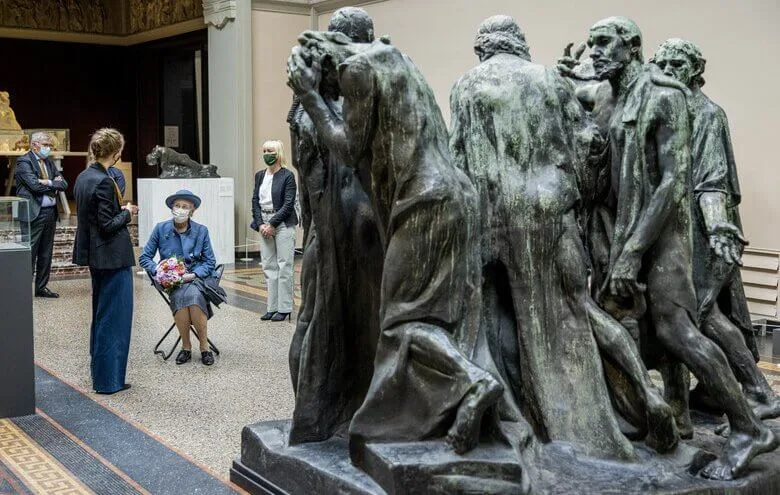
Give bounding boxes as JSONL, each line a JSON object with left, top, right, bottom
{"left": 562, "top": 17, "right": 777, "bottom": 480}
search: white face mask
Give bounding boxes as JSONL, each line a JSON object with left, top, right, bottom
{"left": 172, "top": 207, "right": 189, "bottom": 223}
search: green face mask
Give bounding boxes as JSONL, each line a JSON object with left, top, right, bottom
{"left": 263, "top": 153, "right": 278, "bottom": 166}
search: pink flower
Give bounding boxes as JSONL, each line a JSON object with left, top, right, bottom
{"left": 155, "top": 257, "right": 186, "bottom": 292}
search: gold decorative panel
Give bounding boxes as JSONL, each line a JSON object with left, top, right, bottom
{"left": 129, "top": 0, "right": 203, "bottom": 33}
{"left": 0, "top": 0, "right": 113, "bottom": 34}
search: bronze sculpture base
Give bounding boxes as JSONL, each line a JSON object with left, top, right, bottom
{"left": 232, "top": 416, "right": 780, "bottom": 494}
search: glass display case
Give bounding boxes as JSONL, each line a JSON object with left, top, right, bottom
{"left": 0, "top": 195, "right": 34, "bottom": 417}
{"left": 0, "top": 196, "right": 30, "bottom": 250}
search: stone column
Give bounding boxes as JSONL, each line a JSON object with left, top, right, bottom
{"left": 204, "top": 0, "right": 253, "bottom": 246}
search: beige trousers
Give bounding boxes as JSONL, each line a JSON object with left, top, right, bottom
{"left": 259, "top": 212, "right": 296, "bottom": 313}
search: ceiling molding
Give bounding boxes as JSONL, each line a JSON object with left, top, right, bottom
{"left": 251, "top": 0, "right": 311, "bottom": 16}
{"left": 123, "top": 19, "right": 205, "bottom": 45}
{"left": 251, "top": 0, "right": 388, "bottom": 16}
{"left": 0, "top": 27, "right": 125, "bottom": 46}
{"left": 0, "top": 19, "right": 204, "bottom": 47}
{"left": 310, "top": 0, "right": 388, "bottom": 15}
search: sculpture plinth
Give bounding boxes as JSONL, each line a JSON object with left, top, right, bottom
{"left": 232, "top": 416, "right": 780, "bottom": 495}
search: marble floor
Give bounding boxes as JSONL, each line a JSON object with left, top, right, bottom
{"left": 29, "top": 262, "right": 780, "bottom": 487}
{"left": 33, "top": 263, "right": 300, "bottom": 483}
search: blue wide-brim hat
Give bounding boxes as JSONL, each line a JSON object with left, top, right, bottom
{"left": 165, "top": 189, "right": 201, "bottom": 209}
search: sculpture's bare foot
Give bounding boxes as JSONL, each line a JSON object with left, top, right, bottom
{"left": 714, "top": 423, "right": 730, "bottom": 437}
{"left": 700, "top": 426, "right": 778, "bottom": 480}
{"left": 445, "top": 376, "right": 502, "bottom": 455}
{"left": 749, "top": 395, "right": 780, "bottom": 420}
{"left": 645, "top": 390, "right": 679, "bottom": 453}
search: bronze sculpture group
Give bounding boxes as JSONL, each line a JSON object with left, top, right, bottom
{"left": 234, "top": 8, "right": 780, "bottom": 495}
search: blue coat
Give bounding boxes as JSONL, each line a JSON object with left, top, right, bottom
{"left": 139, "top": 219, "right": 216, "bottom": 279}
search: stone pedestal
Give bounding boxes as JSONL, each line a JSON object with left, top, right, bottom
{"left": 0, "top": 245, "right": 34, "bottom": 418}
{"left": 232, "top": 417, "right": 780, "bottom": 495}
{"left": 137, "top": 178, "right": 235, "bottom": 265}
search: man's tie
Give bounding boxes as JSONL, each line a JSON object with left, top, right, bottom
{"left": 38, "top": 159, "right": 49, "bottom": 180}
{"left": 39, "top": 159, "right": 56, "bottom": 202}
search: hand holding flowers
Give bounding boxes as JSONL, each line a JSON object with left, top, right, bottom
{"left": 154, "top": 257, "right": 187, "bottom": 292}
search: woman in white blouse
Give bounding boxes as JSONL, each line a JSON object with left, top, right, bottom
{"left": 251, "top": 140, "right": 299, "bottom": 321}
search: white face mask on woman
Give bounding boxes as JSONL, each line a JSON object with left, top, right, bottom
{"left": 172, "top": 207, "right": 189, "bottom": 223}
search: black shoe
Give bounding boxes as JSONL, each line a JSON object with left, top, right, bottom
{"left": 260, "top": 311, "right": 276, "bottom": 321}
{"left": 201, "top": 351, "right": 214, "bottom": 366}
{"left": 96, "top": 384, "right": 131, "bottom": 395}
{"left": 35, "top": 288, "right": 59, "bottom": 298}
{"left": 175, "top": 349, "right": 192, "bottom": 364}
{"left": 270, "top": 312, "right": 291, "bottom": 322}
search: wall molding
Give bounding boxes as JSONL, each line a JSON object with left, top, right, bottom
{"left": 251, "top": 0, "right": 311, "bottom": 16}
{"left": 203, "top": 0, "right": 238, "bottom": 29}
{"left": 251, "top": 0, "right": 388, "bottom": 16}
{"left": 0, "top": 19, "right": 204, "bottom": 47}
{"left": 310, "top": 0, "right": 389, "bottom": 15}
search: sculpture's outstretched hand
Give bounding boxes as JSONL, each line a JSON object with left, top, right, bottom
{"left": 557, "top": 42, "right": 586, "bottom": 78}
{"left": 709, "top": 222, "right": 748, "bottom": 266}
{"left": 287, "top": 45, "right": 321, "bottom": 95}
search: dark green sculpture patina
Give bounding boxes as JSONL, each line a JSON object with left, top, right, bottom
{"left": 650, "top": 39, "right": 780, "bottom": 421}
{"left": 568, "top": 17, "right": 778, "bottom": 481}
{"left": 286, "top": 7, "right": 383, "bottom": 446}
{"left": 449, "top": 14, "right": 676, "bottom": 459}
{"left": 287, "top": 29, "right": 533, "bottom": 472}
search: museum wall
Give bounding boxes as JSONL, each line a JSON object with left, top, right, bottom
{"left": 251, "top": 10, "right": 310, "bottom": 176}
{"left": 0, "top": 37, "right": 137, "bottom": 195}
{"left": 251, "top": 10, "right": 310, "bottom": 248}
{"left": 309, "top": 0, "right": 780, "bottom": 251}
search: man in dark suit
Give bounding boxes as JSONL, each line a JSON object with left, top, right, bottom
{"left": 14, "top": 131, "right": 67, "bottom": 298}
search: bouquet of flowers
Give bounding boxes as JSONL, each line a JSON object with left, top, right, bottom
{"left": 155, "top": 256, "right": 186, "bottom": 293}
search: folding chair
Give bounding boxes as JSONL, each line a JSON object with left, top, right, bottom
{"left": 149, "top": 264, "right": 223, "bottom": 360}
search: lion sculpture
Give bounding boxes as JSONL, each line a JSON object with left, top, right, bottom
{"left": 146, "top": 145, "right": 220, "bottom": 179}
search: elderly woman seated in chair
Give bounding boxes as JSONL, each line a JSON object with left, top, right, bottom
{"left": 139, "top": 189, "right": 219, "bottom": 366}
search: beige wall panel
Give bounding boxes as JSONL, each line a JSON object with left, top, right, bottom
{"left": 743, "top": 251, "right": 780, "bottom": 272}
{"left": 252, "top": 10, "right": 310, "bottom": 174}
{"left": 746, "top": 300, "right": 777, "bottom": 318}
{"left": 313, "top": 0, "right": 780, "bottom": 250}
{"left": 741, "top": 270, "right": 779, "bottom": 288}
{"left": 252, "top": 10, "right": 310, "bottom": 248}
{"left": 744, "top": 285, "right": 779, "bottom": 303}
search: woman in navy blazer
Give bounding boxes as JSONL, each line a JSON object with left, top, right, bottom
{"left": 139, "top": 190, "right": 218, "bottom": 365}
{"left": 72, "top": 128, "right": 137, "bottom": 395}
{"left": 251, "top": 140, "right": 298, "bottom": 322}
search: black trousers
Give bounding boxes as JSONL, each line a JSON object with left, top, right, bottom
{"left": 23, "top": 206, "right": 57, "bottom": 292}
